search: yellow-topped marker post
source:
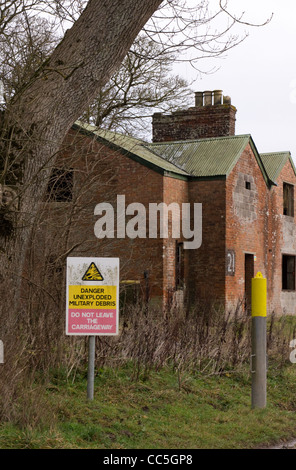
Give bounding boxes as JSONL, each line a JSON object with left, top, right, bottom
{"left": 251, "top": 272, "right": 267, "bottom": 317}
{"left": 251, "top": 272, "right": 267, "bottom": 409}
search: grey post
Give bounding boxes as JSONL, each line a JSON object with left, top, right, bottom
{"left": 0, "top": 340, "right": 3, "bottom": 364}
{"left": 87, "top": 335, "right": 96, "bottom": 400}
{"left": 251, "top": 316, "right": 267, "bottom": 408}
{"left": 251, "top": 272, "right": 267, "bottom": 409}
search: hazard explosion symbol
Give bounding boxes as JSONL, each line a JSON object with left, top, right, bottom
{"left": 82, "top": 262, "right": 104, "bottom": 281}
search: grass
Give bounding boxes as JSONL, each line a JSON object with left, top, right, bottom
{"left": 1, "top": 362, "right": 296, "bottom": 449}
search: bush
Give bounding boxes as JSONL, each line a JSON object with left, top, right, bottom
{"left": 1, "top": 292, "right": 296, "bottom": 426}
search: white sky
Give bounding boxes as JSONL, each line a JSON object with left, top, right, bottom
{"left": 180, "top": 1, "right": 296, "bottom": 160}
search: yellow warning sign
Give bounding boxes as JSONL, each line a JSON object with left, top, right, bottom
{"left": 68, "top": 285, "right": 116, "bottom": 309}
{"left": 82, "top": 262, "right": 104, "bottom": 281}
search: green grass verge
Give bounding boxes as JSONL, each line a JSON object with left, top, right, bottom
{"left": 1, "top": 362, "right": 296, "bottom": 449}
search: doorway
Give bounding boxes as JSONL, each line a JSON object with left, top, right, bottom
{"left": 245, "top": 254, "right": 254, "bottom": 310}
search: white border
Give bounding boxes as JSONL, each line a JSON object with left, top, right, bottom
{"left": 66, "top": 257, "right": 119, "bottom": 336}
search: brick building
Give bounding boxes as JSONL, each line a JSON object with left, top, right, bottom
{"left": 45, "top": 90, "right": 296, "bottom": 315}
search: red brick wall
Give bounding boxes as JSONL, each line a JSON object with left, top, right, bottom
{"left": 225, "top": 144, "right": 269, "bottom": 312}
{"left": 40, "top": 128, "right": 205, "bottom": 307}
{"left": 267, "top": 159, "right": 296, "bottom": 315}
{"left": 162, "top": 175, "right": 189, "bottom": 306}
{"left": 35, "top": 127, "right": 296, "bottom": 316}
{"left": 187, "top": 178, "right": 226, "bottom": 304}
{"left": 36, "top": 128, "right": 167, "bottom": 305}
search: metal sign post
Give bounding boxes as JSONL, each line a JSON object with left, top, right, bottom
{"left": 66, "top": 257, "right": 119, "bottom": 400}
{"left": 251, "top": 272, "right": 267, "bottom": 409}
{"left": 87, "top": 336, "right": 96, "bottom": 400}
{"left": 0, "top": 340, "right": 3, "bottom": 364}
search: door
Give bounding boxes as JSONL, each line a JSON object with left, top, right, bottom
{"left": 245, "top": 254, "right": 254, "bottom": 310}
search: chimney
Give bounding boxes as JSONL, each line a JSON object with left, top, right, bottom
{"left": 152, "top": 90, "right": 236, "bottom": 142}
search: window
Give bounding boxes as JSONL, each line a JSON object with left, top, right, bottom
{"left": 282, "top": 255, "right": 295, "bottom": 291}
{"left": 47, "top": 168, "right": 73, "bottom": 202}
{"left": 283, "top": 182, "right": 294, "bottom": 216}
{"left": 176, "top": 242, "right": 184, "bottom": 289}
{"left": 245, "top": 181, "right": 251, "bottom": 190}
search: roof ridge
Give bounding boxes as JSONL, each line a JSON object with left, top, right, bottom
{"left": 147, "top": 134, "right": 251, "bottom": 146}
{"left": 260, "top": 151, "right": 291, "bottom": 156}
{"left": 75, "top": 120, "right": 148, "bottom": 145}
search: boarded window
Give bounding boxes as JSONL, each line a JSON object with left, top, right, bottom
{"left": 282, "top": 255, "right": 295, "bottom": 291}
{"left": 47, "top": 168, "right": 73, "bottom": 202}
{"left": 283, "top": 183, "right": 294, "bottom": 216}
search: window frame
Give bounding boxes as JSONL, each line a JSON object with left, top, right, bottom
{"left": 46, "top": 167, "right": 74, "bottom": 202}
{"left": 282, "top": 254, "right": 296, "bottom": 291}
{"left": 283, "top": 182, "right": 294, "bottom": 217}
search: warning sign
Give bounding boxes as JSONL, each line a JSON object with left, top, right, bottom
{"left": 66, "top": 257, "right": 119, "bottom": 336}
{"left": 82, "top": 262, "right": 104, "bottom": 281}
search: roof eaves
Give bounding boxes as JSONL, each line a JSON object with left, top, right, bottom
{"left": 187, "top": 174, "right": 227, "bottom": 181}
{"left": 163, "top": 170, "right": 190, "bottom": 181}
{"left": 289, "top": 153, "right": 296, "bottom": 177}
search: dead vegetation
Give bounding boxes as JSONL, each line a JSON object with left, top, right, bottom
{"left": 1, "top": 277, "right": 295, "bottom": 428}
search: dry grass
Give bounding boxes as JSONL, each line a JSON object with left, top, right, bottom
{"left": 1, "top": 289, "right": 296, "bottom": 428}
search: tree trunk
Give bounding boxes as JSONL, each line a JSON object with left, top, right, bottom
{"left": 0, "top": 0, "right": 163, "bottom": 289}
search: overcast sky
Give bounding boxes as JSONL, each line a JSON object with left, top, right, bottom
{"left": 181, "top": 1, "right": 296, "bottom": 160}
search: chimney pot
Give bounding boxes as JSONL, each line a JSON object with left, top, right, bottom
{"left": 195, "top": 91, "right": 203, "bottom": 107}
{"left": 213, "top": 90, "right": 223, "bottom": 105}
{"left": 203, "top": 91, "right": 212, "bottom": 106}
{"left": 223, "top": 95, "right": 231, "bottom": 105}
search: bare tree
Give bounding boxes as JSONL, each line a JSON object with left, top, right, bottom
{"left": 0, "top": 0, "right": 164, "bottom": 254}
{"left": 81, "top": 34, "right": 193, "bottom": 139}
{"left": 0, "top": 16, "right": 58, "bottom": 102}
{"left": 0, "top": 0, "right": 272, "bottom": 421}
{"left": 0, "top": 0, "right": 164, "bottom": 412}
{"left": 0, "top": 0, "right": 272, "bottom": 316}
{"left": 0, "top": 0, "right": 272, "bottom": 338}
{"left": 0, "top": 17, "right": 193, "bottom": 140}
{"left": 0, "top": 1, "right": 269, "bottom": 145}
